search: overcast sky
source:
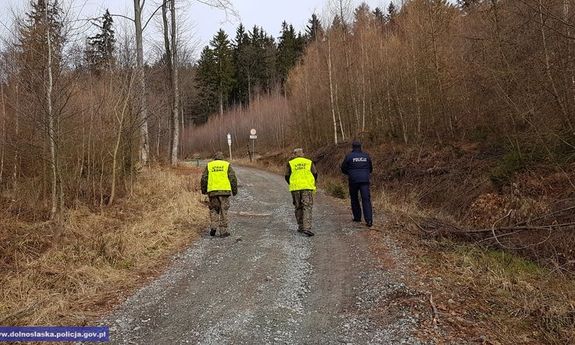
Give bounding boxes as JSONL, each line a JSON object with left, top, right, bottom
{"left": 0, "top": 0, "right": 390, "bottom": 60}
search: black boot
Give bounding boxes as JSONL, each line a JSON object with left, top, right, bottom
{"left": 302, "top": 230, "right": 315, "bottom": 237}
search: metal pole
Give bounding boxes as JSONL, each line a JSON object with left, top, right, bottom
{"left": 229, "top": 144, "right": 232, "bottom": 161}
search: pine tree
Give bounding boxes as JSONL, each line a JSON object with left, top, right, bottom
{"left": 19, "top": 0, "right": 63, "bottom": 83}
{"left": 354, "top": 2, "right": 373, "bottom": 30}
{"left": 196, "top": 46, "right": 218, "bottom": 122}
{"left": 277, "top": 22, "right": 299, "bottom": 86}
{"left": 210, "top": 29, "right": 235, "bottom": 115}
{"left": 373, "top": 7, "right": 385, "bottom": 25}
{"left": 86, "top": 9, "right": 116, "bottom": 73}
{"left": 305, "top": 13, "right": 324, "bottom": 42}
{"left": 231, "top": 23, "right": 252, "bottom": 105}
{"left": 249, "top": 26, "right": 278, "bottom": 94}
{"left": 387, "top": 2, "right": 398, "bottom": 23}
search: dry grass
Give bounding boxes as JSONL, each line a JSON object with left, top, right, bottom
{"left": 413, "top": 241, "right": 575, "bottom": 344}
{"left": 377, "top": 191, "right": 575, "bottom": 345}
{"left": 0, "top": 166, "right": 208, "bottom": 326}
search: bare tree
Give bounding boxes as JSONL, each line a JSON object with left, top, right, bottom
{"left": 44, "top": 1, "right": 63, "bottom": 219}
{"left": 109, "top": 73, "right": 136, "bottom": 205}
{"left": 133, "top": 0, "right": 150, "bottom": 165}
{"left": 327, "top": 37, "right": 338, "bottom": 145}
{"left": 162, "top": 0, "right": 180, "bottom": 166}
{"left": 0, "top": 82, "right": 5, "bottom": 185}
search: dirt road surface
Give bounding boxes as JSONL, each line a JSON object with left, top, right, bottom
{"left": 104, "top": 166, "right": 432, "bottom": 344}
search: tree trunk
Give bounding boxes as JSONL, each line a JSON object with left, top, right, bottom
{"left": 13, "top": 85, "right": 19, "bottom": 190}
{"left": 134, "top": 0, "right": 150, "bottom": 165}
{"left": 219, "top": 90, "right": 224, "bottom": 116}
{"left": 427, "top": 2, "right": 448, "bottom": 137}
{"left": 538, "top": 0, "right": 571, "bottom": 131}
{"left": 170, "top": 0, "right": 180, "bottom": 166}
{"left": 360, "top": 34, "right": 367, "bottom": 133}
{"left": 46, "top": 2, "right": 61, "bottom": 219}
{"left": 410, "top": 34, "right": 422, "bottom": 138}
{"left": 0, "top": 83, "right": 5, "bottom": 185}
{"left": 162, "top": 2, "right": 173, "bottom": 150}
{"left": 327, "top": 37, "right": 338, "bottom": 145}
{"left": 109, "top": 76, "right": 133, "bottom": 206}
{"left": 564, "top": 0, "right": 575, "bottom": 130}
{"left": 88, "top": 83, "right": 95, "bottom": 201}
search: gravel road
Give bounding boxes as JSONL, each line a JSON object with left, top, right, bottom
{"left": 104, "top": 166, "right": 429, "bottom": 344}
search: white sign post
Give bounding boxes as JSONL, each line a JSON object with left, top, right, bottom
{"left": 227, "top": 133, "right": 232, "bottom": 160}
{"left": 249, "top": 129, "right": 257, "bottom": 162}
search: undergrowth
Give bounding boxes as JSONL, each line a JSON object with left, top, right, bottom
{"left": 0, "top": 166, "right": 208, "bottom": 326}
{"left": 378, "top": 193, "right": 575, "bottom": 345}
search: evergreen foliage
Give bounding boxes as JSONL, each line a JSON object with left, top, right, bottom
{"left": 86, "top": 9, "right": 116, "bottom": 73}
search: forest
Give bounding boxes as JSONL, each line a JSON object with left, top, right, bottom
{"left": 192, "top": 0, "right": 575, "bottom": 163}
{"left": 1, "top": 1, "right": 575, "bottom": 342}
{"left": 187, "top": 0, "right": 575, "bottom": 274}
{"left": 0, "top": 0, "right": 314, "bottom": 219}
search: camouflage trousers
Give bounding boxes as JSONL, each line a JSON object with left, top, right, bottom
{"left": 209, "top": 196, "right": 230, "bottom": 233}
{"left": 291, "top": 190, "right": 314, "bottom": 231}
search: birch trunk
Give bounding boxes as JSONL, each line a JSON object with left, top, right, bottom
{"left": 360, "top": 36, "right": 367, "bottom": 133}
{"left": 327, "top": 38, "right": 338, "bottom": 145}
{"left": 0, "top": 83, "right": 5, "bottom": 185}
{"left": 46, "top": 2, "right": 60, "bottom": 219}
{"left": 13, "top": 85, "right": 18, "bottom": 189}
{"left": 170, "top": 0, "right": 180, "bottom": 166}
{"left": 134, "top": 0, "right": 150, "bottom": 165}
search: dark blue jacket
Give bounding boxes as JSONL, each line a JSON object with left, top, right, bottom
{"left": 341, "top": 149, "right": 373, "bottom": 184}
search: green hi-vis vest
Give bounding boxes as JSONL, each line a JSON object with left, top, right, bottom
{"left": 289, "top": 157, "right": 316, "bottom": 192}
{"left": 207, "top": 160, "right": 232, "bottom": 192}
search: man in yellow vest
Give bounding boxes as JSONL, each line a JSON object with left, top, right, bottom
{"left": 285, "top": 148, "right": 318, "bottom": 237}
{"left": 201, "top": 152, "right": 238, "bottom": 238}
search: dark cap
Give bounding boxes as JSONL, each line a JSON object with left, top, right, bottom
{"left": 213, "top": 151, "right": 224, "bottom": 160}
{"left": 352, "top": 141, "right": 362, "bottom": 148}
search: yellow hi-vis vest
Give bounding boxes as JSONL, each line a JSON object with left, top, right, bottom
{"left": 289, "top": 157, "right": 316, "bottom": 192}
{"left": 207, "top": 160, "right": 232, "bottom": 192}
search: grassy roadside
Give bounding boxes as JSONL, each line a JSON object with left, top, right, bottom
{"left": 0, "top": 166, "right": 208, "bottom": 326}
{"left": 374, "top": 192, "right": 575, "bottom": 345}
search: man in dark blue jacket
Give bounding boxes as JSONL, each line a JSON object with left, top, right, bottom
{"left": 341, "top": 141, "right": 373, "bottom": 227}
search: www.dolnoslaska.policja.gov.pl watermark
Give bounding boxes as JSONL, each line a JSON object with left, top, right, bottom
{"left": 0, "top": 326, "right": 109, "bottom": 342}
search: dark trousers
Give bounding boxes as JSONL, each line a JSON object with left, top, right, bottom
{"left": 349, "top": 182, "right": 373, "bottom": 223}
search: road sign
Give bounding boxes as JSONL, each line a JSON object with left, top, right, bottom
{"left": 227, "top": 133, "right": 232, "bottom": 160}
{"left": 250, "top": 128, "right": 257, "bottom": 135}
{"left": 250, "top": 135, "right": 257, "bottom": 140}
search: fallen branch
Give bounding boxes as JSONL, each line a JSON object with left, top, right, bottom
{"left": 466, "top": 222, "right": 575, "bottom": 234}
{"left": 407, "top": 214, "right": 433, "bottom": 234}
{"left": 429, "top": 293, "right": 439, "bottom": 327}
